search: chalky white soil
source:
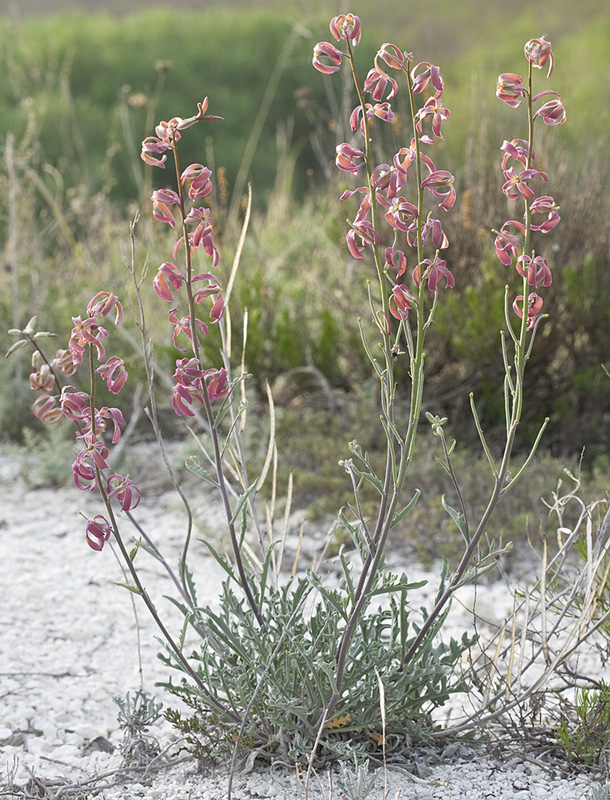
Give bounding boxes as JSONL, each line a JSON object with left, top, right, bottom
{"left": 0, "top": 447, "right": 596, "bottom": 799}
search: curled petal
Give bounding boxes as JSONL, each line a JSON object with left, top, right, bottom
{"left": 363, "top": 67, "right": 398, "bottom": 102}
{"left": 377, "top": 42, "right": 404, "bottom": 70}
{"left": 371, "top": 162, "right": 406, "bottom": 198}
{"left": 533, "top": 92, "right": 566, "bottom": 126}
{"left": 336, "top": 143, "right": 365, "bottom": 174}
{"left": 181, "top": 163, "right": 213, "bottom": 200}
{"left": 413, "top": 254, "right": 455, "bottom": 291}
{"left": 384, "top": 247, "right": 407, "bottom": 278}
{"left": 52, "top": 349, "right": 77, "bottom": 377}
{"left": 172, "top": 382, "right": 202, "bottom": 416}
{"left": 60, "top": 385, "right": 91, "bottom": 421}
{"left": 378, "top": 195, "right": 418, "bottom": 231}
{"left": 496, "top": 73, "right": 526, "bottom": 108}
{"left": 329, "top": 13, "right": 361, "bottom": 45}
{"left": 529, "top": 195, "right": 560, "bottom": 233}
{"left": 96, "top": 356, "right": 128, "bottom": 395}
{"left": 513, "top": 292, "right": 544, "bottom": 330}
{"left": 173, "top": 357, "right": 204, "bottom": 386}
{"left": 140, "top": 136, "right": 170, "bottom": 168}
{"left": 32, "top": 394, "right": 63, "bottom": 425}
{"left": 153, "top": 262, "right": 185, "bottom": 301}
{"left": 389, "top": 284, "right": 415, "bottom": 320}
{"left": 30, "top": 364, "right": 55, "bottom": 394}
{"left": 516, "top": 255, "right": 552, "bottom": 287}
{"left": 313, "top": 41, "right": 344, "bottom": 74}
{"left": 525, "top": 36, "right": 554, "bottom": 77}
{"left": 98, "top": 406, "right": 126, "bottom": 444}
{"left": 494, "top": 220, "right": 526, "bottom": 266}
{"left": 346, "top": 219, "right": 380, "bottom": 258}
{"left": 86, "top": 515, "right": 112, "bottom": 551}
{"left": 501, "top": 138, "right": 534, "bottom": 171}
{"left": 411, "top": 62, "right": 443, "bottom": 96}
{"left": 107, "top": 474, "right": 141, "bottom": 511}
{"left": 204, "top": 368, "right": 230, "bottom": 402}
{"left": 421, "top": 170, "right": 456, "bottom": 211}
{"left": 87, "top": 292, "right": 123, "bottom": 325}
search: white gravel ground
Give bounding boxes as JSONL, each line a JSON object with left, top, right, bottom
{"left": 0, "top": 448, "right": 599, "bottom": 799}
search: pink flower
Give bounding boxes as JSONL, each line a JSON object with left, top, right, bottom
{"left": 173, "top": 357, "right": 205, "bottom": 386}
{"left": 32, "top": 394, "right": 63, "bottom": 425}
{"left": 496, "top": 73, "right": 527, "bottom": 108}
{"left": 85, "top": 515, "right": 112, "bottom": 551}
{"left": 533, "top": 91, "right": 566, "bottom": 126}
{"left": 494, "top": 220, "right": 526, "bottom": 266}
{"left": 371, "top": 162, "right": 406, "bottom": 198}
{"left": 413, "top": 253, "right": 455, "bottom": 291}
{"left": 181, "top": 163, "right": 213, "bottom": 200}
{"left": 421, "top": 170, "right": 456, "bottom": 211}
{"left": 340, "top": 187, "right": 371, "bottom": 223}
{"left": 52, "top": 349, "right": 77, "bottom": 377}
{"left": 389, "top": 284, "right": 415, "bottom": 320}
{"left": 501, "top": 139, "right": 534, "bottom": 171}
{"left": 87, "top": 292, "right": 123, "bottom": 325}
{"left": 411, "top": 62, "right": 443, "bottom": 96}
{"left": 168, "top": 308, "right": 209, "bottom": 352}
{"left": 152, "top": 189, "right": 180, "bottom": 227}
{"left": 208, "top": 293, "right": 225, "bottom": 322}
{"left": 513, "top": 292, "right": 544, "bottom": 330}
{"left": 329, "top": 13, "right": 361, "bottom": 45}
{"left": 60, "top": 386, "right": 90, "bottom": 421}
{"left": 97, "top": 407, "right": 126, "bottom": 444}
{"left": 516, "top": 255, "right": 552, "bottom": 287}
{"left": 393, "top": 139, "right": 436, "bottom": 175}
{"left": 106, "top": 474, "right": 141, "bottom": 511}
{"left": 378, "top": 195, "right": 418, "bottom": 231}
{"left": 529, "top": 195, "right": 560, "bottom": 233}
{"left": 97, "top": 356, "right": 128, "bottom": 395}
{"left": 204, "top": 368, "right": 230, "bottom": 402}
{"left": 349, "top": 102, "right": 394, "bottom": 134}
{"left": 182, "top": 207, "right": 219, "bottom": 266}
{"left": 524, "top": 36, "right": 554, "bottom": 77}
{"left": 30, "top": 365, "right": 55, "bottom": 394}
{"left": 407, "top": 213, "right": 448, "bottom": 249}
{"left": 363, "top": 67, "right": 398, "bottom": 102}
{"left": 346, "top": 219, "right": 380, "bottom": 258}
{"left": 141, "top": 136, "right": 171, "bottom": 168}
{"left": 69, "top": 316, "right": 108, "bottom": 364}
{"left": 416, "top": 95, "right": 450, "bottom": 142}
{"left": 384, "top": 247, "right": 407, "bottom": 278}
{"left": 153, "top": 262, "right": 186, "bottom": 302}
{"left": 377, "top": 42, "right": 405, "bottom": 70}
{"left": 501, "top": 166, "right": 547, "bottom": 200}
{"left": 172, "top": 381, "right": 203, "bottom": 416}
{"left": 336, "top": 143, "right": 365, "bottom": 174}
{"left": 72, "top": 440, "right": 111, "bottom": 491}
{"left": 313, "top": 41, "right": 344, "bottom": 74}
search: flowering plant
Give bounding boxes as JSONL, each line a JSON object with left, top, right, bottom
{"left": 7, "top": 13, "right": 566, "bottom": 778}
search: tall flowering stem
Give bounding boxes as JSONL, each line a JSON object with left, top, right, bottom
{"left": 142, "top": 103, "right": 266, "bottom": 630}
{"left": 403, "top": 36, "right": 563, "bottom": 665}
{"left": 314, "top": 15, "right": 457, "bottom": 721}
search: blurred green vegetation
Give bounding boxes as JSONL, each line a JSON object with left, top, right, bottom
{"left": 1, "top": 5, "right": 609, "bottom": 544}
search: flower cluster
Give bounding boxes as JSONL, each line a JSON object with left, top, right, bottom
{"left": 141, "top": 100, "right": 229, "bottom": 416}
{"left": 23, "top": 292, "right": 140, "bottom": 550}
{"left": 313, "top": 14, "right": 456, "bottom": 323}
{"left": 495, "top": 36, "right": 565, "bottom": 330}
